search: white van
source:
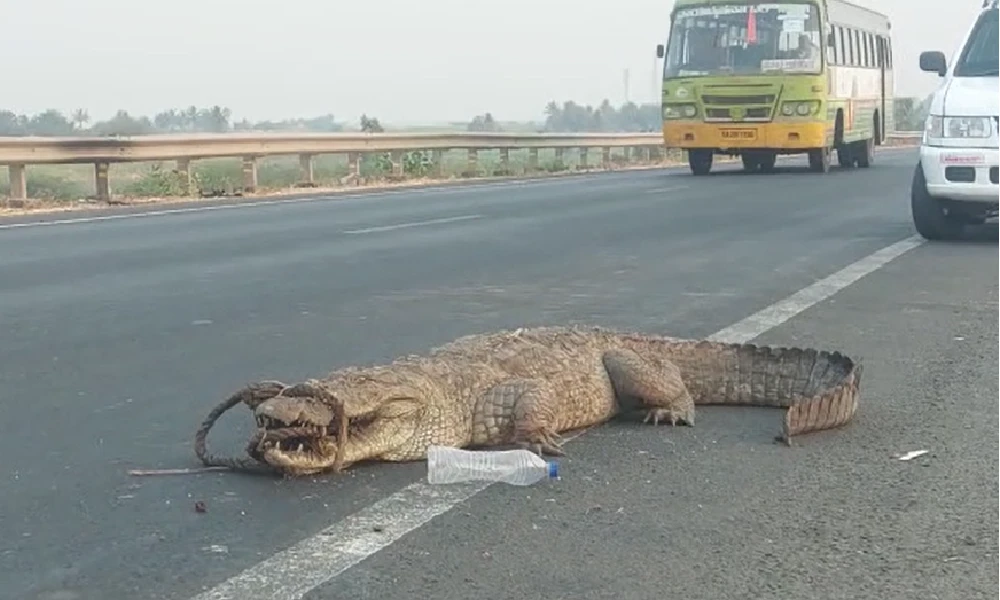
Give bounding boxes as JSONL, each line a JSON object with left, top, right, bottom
{"left": 910, "top": 0, "right": 999, "bottom": 240}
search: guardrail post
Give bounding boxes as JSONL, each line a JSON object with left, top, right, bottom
{"left": 242, "top": 156, "right": 257, "bottom": 193}
{"left": 577, "top": 148, "right": 589, "bottom": 171}
{"left": 602, "top": 147, "right": 611, "bottom": 169}
{"left": 431, "top": 150, "right": 444, "bottom": 178}
{"left": 94, "top": 162, "right": 111, "bottom": 202}
{"left": 623, "top": 147, "right": 632, "bottom": 164}
{"left": 462, "top": 149, "right": 478, "bottom": 178}
{"left": 347, "top": 152, "right": 361, "bottom": 185}
{"left": 299, "top": 154, "right": 315, "bottom": 186}
{"left": 176, "top": 159, "right": 192, "bottom": 195}
{"left": 554, "top": 148, "right": 565, "bottom": 171}
{"left": 495, "top": 148, "right": 512, "bottom": 176}
{"left": 7, "top": 163, "right": 27, "bottom": 202}
{"left": 390, "top": 150, "right": 404, "bottom": 179}
{"left": 528, "top": 148, "right": 539, "bottom": 173}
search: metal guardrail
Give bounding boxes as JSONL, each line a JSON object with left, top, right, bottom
{"left": 0, "top": 132, "right": 666, "bottom": 165}
{"left": 0, "top": 131, "right": 922, "bottom": 202}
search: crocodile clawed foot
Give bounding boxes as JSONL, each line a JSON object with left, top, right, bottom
{"left": 643, "top": 408, "right": 694, "bottom": 427}
{"left": 516, "top": 431, "right": 565, "bottom": 457}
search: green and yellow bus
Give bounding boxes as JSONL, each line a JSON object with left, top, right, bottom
{"left": 656, "top": 0, "right": 894, "bottom": 174}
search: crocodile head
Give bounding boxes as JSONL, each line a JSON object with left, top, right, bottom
{"left": 251, "top": 369, "right": 428, "bottom": 475}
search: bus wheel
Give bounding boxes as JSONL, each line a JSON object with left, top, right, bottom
{"left": 807, "top": 148, "right": 830, "bottom": 173}
{"left": 688, "top": 150, "right": 713, "bottom": 176}
{"left": 741, "top": 154, "right": 760, "bottom": 172}
{"left": 758, "top": 152, "right": 777, "bottom": 172}
{"left": 855, "top": 138, "right": 875, "bottom": 168}
{"left": 836, "top": 144, "right": 854, "bottom": 168}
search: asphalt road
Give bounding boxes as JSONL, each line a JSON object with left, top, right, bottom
{"left": 1, "top": 149, "right": 996, "bottom": 600}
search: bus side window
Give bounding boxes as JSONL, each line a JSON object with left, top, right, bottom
{"left": 868, "top": 33, "right": 876, "bottom": 68}
{"left": 846, "top": 28, "right": 854, "bottom": 65}
{"left": 876, "top": 35, "right": 884, "bottom": 68}
{"left": 835, "top": 26, "right": 844, "bottom": 65}
{"left": 839, "top": 27, "right": 847, "bottom": 66}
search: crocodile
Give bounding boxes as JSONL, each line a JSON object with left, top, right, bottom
{"left": 194, "top": 325, "right": 862, "bottom": 477}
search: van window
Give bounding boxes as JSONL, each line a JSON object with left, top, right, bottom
{"left": 954, "top": 7, "right": 999, "bottom": 77}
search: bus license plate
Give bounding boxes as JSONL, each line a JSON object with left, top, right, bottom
{"left": 721, "top": 129, "right": 757, "bottom": 140}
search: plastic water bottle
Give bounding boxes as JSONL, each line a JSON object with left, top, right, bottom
{"left": 426, "top": 445, "right": 559, "bottom": 486}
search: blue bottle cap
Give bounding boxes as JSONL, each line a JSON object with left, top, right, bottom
{"left": 546, "top": 461, "right": 559, "bottom": 479}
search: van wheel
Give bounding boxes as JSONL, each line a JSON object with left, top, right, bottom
{"left": 911, "top": 164, "right": 964, "bottom": 240}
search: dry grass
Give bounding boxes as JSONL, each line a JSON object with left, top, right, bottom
{"left": 0, "top": 138, "right": 918, "bottom": 217}
{"left": 0, "top": 147, "right": 691, "bottom": 217}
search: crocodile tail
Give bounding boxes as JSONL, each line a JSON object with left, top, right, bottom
{"left": 664, "top": 340, "right": 862, "bottom": 441}
{"left": 613, "top": 332, "right": 862, "bottom": 442}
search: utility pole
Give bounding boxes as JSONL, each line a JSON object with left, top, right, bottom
{"left": 651, "top": 55, "right": 660, "bottom": 104}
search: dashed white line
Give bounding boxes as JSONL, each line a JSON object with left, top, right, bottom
{"left": 642, "top": 185, "right": 690, "bottom": 194}
{"left": 187, "top": 234, "right": 925, "bottom": 600}
{"left": 341, "top": 214, "right": 484, "bottom": 234}
{"left": 0, "top": 168, "right": 674, "bottom": 231}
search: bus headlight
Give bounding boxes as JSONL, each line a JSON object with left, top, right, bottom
{"left": 780, "top": 101, "right": 821, "bottom": 117}
{"left": 664, "top": 104, "right": 698, "bottom": 120}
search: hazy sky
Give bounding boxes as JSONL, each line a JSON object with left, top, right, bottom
{"left": 2, "top": 0, "right": 982, "bottom": 124}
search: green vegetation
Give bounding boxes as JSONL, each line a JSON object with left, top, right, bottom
{"left": 892, "top": 94, "right": 934, "bottom": 131}
{"left": 0, "top": 97, "right": 924, "bottom": 203}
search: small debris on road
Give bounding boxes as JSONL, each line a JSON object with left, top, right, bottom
{"left": 894, "top": 449, "right": 930, "bottom": 461}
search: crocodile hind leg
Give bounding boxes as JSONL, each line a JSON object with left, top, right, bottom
{"left": 602, "top": 349, "right": 696, "bottom": 426}
{"left": 476, "top": 378, "right": 565, "bottom": 457}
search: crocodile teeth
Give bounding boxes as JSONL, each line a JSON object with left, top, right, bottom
{"left": 297, "top": 443, "right": 305, "bottom": 453}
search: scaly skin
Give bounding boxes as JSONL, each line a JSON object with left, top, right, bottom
{"left": 194, "top": 325, "right": 862, "bottom": 477}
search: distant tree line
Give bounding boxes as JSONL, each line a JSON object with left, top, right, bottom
{"left": 0, "top": 106, "right": 344, "bottom": 137}
{"left": 0, "top": 95, "right": 930, "bottom": 137}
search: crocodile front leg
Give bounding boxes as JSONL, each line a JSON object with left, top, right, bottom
{"left": 602, "top": 349, "right": 695, "bottom": 426}
{"left": 474, "top": 378, "right": 565, "bottom": 457}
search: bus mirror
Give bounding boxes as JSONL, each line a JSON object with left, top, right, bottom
{"left": 656, "top": 43, "right": 665, "bottom": 58}
{"left": 919, "top": 51, "right": 947, "bottom": 77}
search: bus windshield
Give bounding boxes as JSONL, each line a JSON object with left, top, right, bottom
{"left": 664, "top": 2, "right": 823, "bottom": 78}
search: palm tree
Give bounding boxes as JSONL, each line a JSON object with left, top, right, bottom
{"left": 71, "top": 108, "right": 90, "bottom": 132}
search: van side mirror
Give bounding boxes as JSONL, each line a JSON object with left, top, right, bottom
{"left": 656, "top": 44, "right": 665, "bottom": 58}
{"left": 919, "top": 50, "right": 947, "bottom": 77}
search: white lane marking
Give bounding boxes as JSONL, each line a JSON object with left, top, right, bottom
{"left": 187, "top": 234, "right": 925, "bottom": 600}
{"left": 0, "top": 168, "right": 676, "bottom": 232}
{"left": 341, "top": 214, "right": 484, "bottom": 234}
{"left": 707, "top": 235, "right": 925, "bottom": 343}
{"left": 642, "top": 185, "right": 690, "bottom": 194}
